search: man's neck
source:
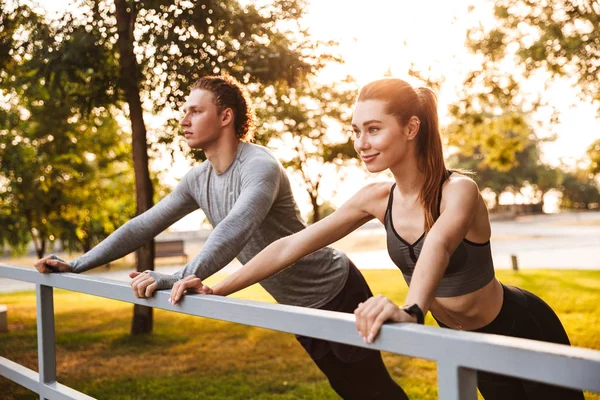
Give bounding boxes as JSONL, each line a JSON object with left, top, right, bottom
{"left": 204, "top": 132, "right": 242, "bottom": 174}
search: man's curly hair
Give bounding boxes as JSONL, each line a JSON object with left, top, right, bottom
{"left": 191, "top": 75, "right": 255, "bottom": 142}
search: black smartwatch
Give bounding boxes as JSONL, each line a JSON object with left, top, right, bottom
{"left": 402, "top": 304, "right": 425, "bottom": 324}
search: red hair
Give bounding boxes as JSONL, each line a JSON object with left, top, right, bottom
{"left": 358, "top": 78, "right": 448, "bottom": 232}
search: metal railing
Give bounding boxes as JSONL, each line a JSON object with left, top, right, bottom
{"left": 1, "top": 264, "right": 599, "bottom": 400}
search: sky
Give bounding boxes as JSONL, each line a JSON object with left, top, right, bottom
{"left": 32, "top": 0, "right": 600, "bottom": 224}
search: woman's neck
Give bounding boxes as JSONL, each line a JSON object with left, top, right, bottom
{"left": 389, "top": 155, "right": 425, "bottom": 198}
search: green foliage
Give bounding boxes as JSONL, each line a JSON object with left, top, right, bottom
{"left": 71, "top": 0, "right": 333, "bottom": 154}
{"left": 444, "top": 0, "right": 597, "bottom": 204}
{"left": 55, "top": 117, "right": 138, "bottom": 253}
{"left": 558, "top": 171, "right": 600, "bottom": 210}
{"left": 1, "top": 0, "right": 335, "bottom": 255}
{"left": 0, "top": 97, "right": 137, "bottom": 256}
{"left": 587, "top": 139, "right": 600, "bottom": 176}
{"left": 0, "top": 2, "right": 135, "bottom": 257}
{"left": 446, "top": 101, "right": 568, "bottom": 212}
{"left": 446, "top": 111, "right": 532, "bottom": 172}
{"left": 72, "top": 0, "right": 350, "bottom": 226}
{"left": 306, "top": 200, "right": 336, "bottom": 224}
{"left": 256, "top": 77, "right": 359, "bottom": 222}
{"left": 469, "top": 0, "right": 600, "bottom": 106}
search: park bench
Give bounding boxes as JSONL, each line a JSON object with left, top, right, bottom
{"left": 154, "top": 240, "right": 188, "bottom": 263}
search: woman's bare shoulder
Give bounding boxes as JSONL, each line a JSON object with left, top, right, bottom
{"left": 445, "top": 172, "right": 480, "bottom": 195}
{"left": 346, "top": 181, "right": 395, "bottom": 220}
{"left": 357, "top": 181, "right": 395, "bottom": 200}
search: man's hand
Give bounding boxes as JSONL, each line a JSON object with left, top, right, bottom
{"left": 169, "top": 275, "right": 213, "bottom": 305}
{"left": 354, "top": 294, "right": 417, "bottom": 344}
{"left": 129, "top": 271, "right": 158, "bottom": 298}
{"left": 35, "top": 255, "right": 71, "bottom": 274}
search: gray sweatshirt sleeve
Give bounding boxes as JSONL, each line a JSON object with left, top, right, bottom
{"left": 147, "top": 157, "right": 281, "bottom": 289}
{"left": 69, "top": 171, "right": 199, "bottom": 273}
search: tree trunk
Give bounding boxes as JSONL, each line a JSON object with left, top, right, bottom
{"left": 115, "top": 0, "right": 155, "bottom": 336}
{"left": 33, "top": 235, "right": 46, "bottom": 259}
{"left": 492, "top": 191, "right": 500, "bottom": 211}
{"left": 309, "top": 192, "right": 320, "bottom": 223}
{"left": 82, "top": 229, "right": 92, "bottom": 253}
{"left": 28, "top": 216, "right": 46, "bottom": 258}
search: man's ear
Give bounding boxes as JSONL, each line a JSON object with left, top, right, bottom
{"left": 221, "top": 108, "right": 234, "bottom": 127}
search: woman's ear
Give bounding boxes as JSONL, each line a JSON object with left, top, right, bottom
{"left": 406, "top": 116, "right": 421, "bottom": 141}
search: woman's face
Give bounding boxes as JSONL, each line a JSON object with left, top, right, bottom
{"left": 352, "top": 99, "right": 415, "bottom": 173}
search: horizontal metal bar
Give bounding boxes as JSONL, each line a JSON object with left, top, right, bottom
{"left": 41, "top": 382, "right": 96, "bottom": 400}
{"left": 0, "top": 356, "right": 93, "bottom": 400}
{"left": 1, "top": 264, "right": 600, "bottom": 393}
{"left": 0, "top": 355, "right": 41, "bottom": 393}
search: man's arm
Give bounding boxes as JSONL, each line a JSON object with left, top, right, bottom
{"left": 37, "top": 170, "right": 199, "bottom": 274}
{"left": 148, "top": 157, "right": 281, "bottom": 290}
{"left": 168, "top": 182, "right": 377, "bottom": 304}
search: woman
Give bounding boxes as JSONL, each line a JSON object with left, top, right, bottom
{"left": 170, "top": 78, "right": 583, "bottom": 399}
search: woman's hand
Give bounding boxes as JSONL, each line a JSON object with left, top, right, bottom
{"left": 34, "top": 255, "right": 71, "bottom": 273}
{"left": 354, "top": 294, "right": 417, "bottom": 344}
{"left": 169, "top": 275, "right": 213, "bottom": 305}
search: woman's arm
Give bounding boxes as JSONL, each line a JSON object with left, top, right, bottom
{"left": 355, "top": 177, "right": 481, "bottom": 342}
{"left": 403, "top": 177, "right": 480, "bottom": 313}
{"left": 169, "top": 184, "right": 378, "bottom": 304}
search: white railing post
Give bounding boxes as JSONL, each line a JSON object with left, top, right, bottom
{"left": 36, "top": 283, "right": 56, "bottom": 399}
{"left": 437, "top": 362, "right": 478, "bottom": 400}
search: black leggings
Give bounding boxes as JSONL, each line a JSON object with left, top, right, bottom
{"left": 437, "top": 283, "right": 584, "bottom": 400}
{"left": 296, "top": 262, "right": 407, "bottom": 400}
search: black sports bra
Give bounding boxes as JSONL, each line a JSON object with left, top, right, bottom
{"left": 384, "top": 178, "right": 495, "bottom": 297}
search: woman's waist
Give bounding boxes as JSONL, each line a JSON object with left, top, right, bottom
{"left": 429, "top": 279, "right": 503, "bottom": 330}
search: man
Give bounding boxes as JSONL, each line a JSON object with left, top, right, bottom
{"left": 36, "top": 75, "right": 406, "bottom": 399}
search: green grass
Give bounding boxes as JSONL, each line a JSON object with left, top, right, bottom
{"left": 1, "top": 269, "right": 599, "bottom": 399}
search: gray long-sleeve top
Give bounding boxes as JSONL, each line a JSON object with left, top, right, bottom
{"left": 69, "top": 142, "right": 349, "bottom": 308}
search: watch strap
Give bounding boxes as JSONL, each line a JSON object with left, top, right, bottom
{"left": 402, "top": 304, "right": 425, "bottom": 324}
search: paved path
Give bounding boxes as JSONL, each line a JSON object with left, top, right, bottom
{"left": 2, "top": 212, "right": 599, "bottom": 294}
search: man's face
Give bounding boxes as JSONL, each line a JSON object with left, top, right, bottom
{"left": 180, "top": 89, "right": 223, "bottom": 149}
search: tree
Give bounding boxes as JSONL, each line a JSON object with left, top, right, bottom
{"left": 56, "top": 116, "right": 138, "bottom": 254}
{"left": 111, "top": 0, "right": 157, "bottom": 334}
{"left": 456, "top": 0, "right": 600, "bottom": 210}
{"left": 446, "top": 109, "right": 560, "bottom": 210}
{"left": 532, "top": 164, "right": 561, "bottom": 210}
{"left": 0, "top": 99, "right": 136, "bottom": 258}
{"left": 587, "top": 139, "right": 600, "bottom": 176}
{"left": 446, "top": 111, "right": 533, "bottom": 173}
{"left": 255, "top": 77, "right": 358, "bottom": 222}
{"left": 13, "top": 0, "right": 335, "bottom": 334}
{"left": 559, "top": 171, "right": 600, "bottom": 210}
{"left": 466, "top": 0, "right": 600, "bottom": 108}
{"left": 0, "top": 2, "right": 134, "bottom": 258}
